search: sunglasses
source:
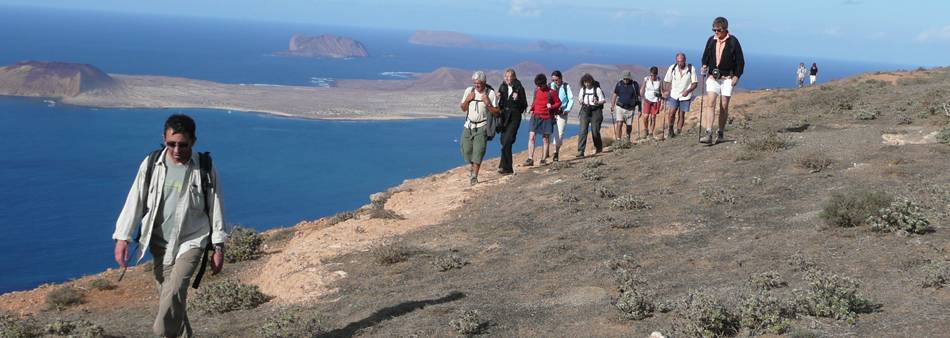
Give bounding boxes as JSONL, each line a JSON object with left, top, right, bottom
{"left": 165, "top": 141, "right": 192, "bottom": 149}
{"left": 712, "top": 28, "right": 724, "bottom": 32}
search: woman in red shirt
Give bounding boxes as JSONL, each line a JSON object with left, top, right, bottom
{"left": 524, "top": 73, "right": 561, "bottom": 166}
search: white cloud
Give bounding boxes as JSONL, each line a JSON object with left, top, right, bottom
{"left": 916, "top": 25, "right": 950, "bottom": 42}
{"left": 509, "top": 0, "right": 540, "bottom": 17}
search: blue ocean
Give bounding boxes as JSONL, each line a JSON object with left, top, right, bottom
{"left": 0, "top": 6, "right": 906, "bottom": 293}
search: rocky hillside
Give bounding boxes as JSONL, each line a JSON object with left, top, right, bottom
{"left": 279, "top": 34, "right": 369, "bottom": 58}
{"left": 3, "top": 68, "right": 950, "bottom": 337}
{"left": 0, "top": 61, "right": 117, "bottom": 97}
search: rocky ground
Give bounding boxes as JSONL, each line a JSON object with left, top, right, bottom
{"left": 3, "top": 68, "right": 950, "bottom": 337}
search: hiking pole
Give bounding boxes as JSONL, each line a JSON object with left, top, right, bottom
{"left": 697, "top": 74, "right": 705, "bottom": 141}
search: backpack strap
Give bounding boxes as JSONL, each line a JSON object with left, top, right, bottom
{"left": 191, "top": 151, "right": 215, "bottom": 289}
{"left": 136, "top": 149, "right": 164, "bottom": 244}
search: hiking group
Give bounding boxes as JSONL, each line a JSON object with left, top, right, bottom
{"left": 107, "top": 16, "right": 746, "bottom": 338}
{"left": 460, "top": 16, "right": 745, "bottom": 184}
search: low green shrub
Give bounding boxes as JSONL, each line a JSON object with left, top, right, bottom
{"left": 744, "top": 132, "right": 793, "bottom": 152}
{"left": 819, "top": 191, "right": 892, "bottom": 228}
{"left": 432, "top": 254, "right": 466, "bottom": 272}
{"left": 364, "top": 207, "right": 405, "bottom": 220}
{"left": 46, "top": 286, "right": 84, "bottom": 310}
{"left": 669, "top": 291, "right": 741, "bottom": 337}
{"left": 45, "top": 319, "right": 105, "bottom": 338}
{"left": 257, "top": 310, "right": 326, "bottom": 338}
{"left": 326, "top": 210, "right": 356, "bottom": 226}
{"left": 867, "top": 198, "right": 930, "bottom": 234}
{"left": 450, "top": 310, "right": 487, "bottom": 335}
{"left": 595, "top": 183, "right": 616, "bottom": 199}
{"left": 919, "top": 262, "right": 950, "bottom": 288}
{"left": 738, "top": 291, "right": 794, "bottom": 335}
{"left": 937, "top": 127, "right": 950, "bottom": 145}
{"left": 0, "top": 313, "right": 41, "bottom": 338}
{"left": 700, "top": 188, "right": 737, "bottom": 205}
{"left": 747, "top": 271, "right": 787, "bottom": 291}
{"left": 88, "top": 278, "right": 115, "bottom": 291}
{"left": 609, "top": 195, "right": 652, "bottom": 210}
{"left": 795, "top": 152, "right": 833, "bottom": 173}
{"left": 795, "top": 269, "right": 874, "bottom": 324}
{"left": 855, "top": 110, "right": 878, "bottom": 120}
{"left": 227, "top": 226, "right": 264, "bottom": 263}
{"left": 191, "top": 279, "right": 271, "bottom": 314}
{"left": 372, "top": 244, "right": 411, "bottom": 265}
{"left": 581, "top": 168, "right": 604, "bottom": 181}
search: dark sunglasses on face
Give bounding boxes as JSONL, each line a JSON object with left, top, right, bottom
{"left": 165, "top": 141, "right": 191, "bottom": 149}
{"left": 712, "top": 28, "right": 723, "bottom": 32}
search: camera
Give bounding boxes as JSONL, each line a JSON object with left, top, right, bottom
{"left": 710, "top": 68, "right": 722, "bottom": 79}
{"left": 653, "top": 90, "right": 662, "bottom": 98}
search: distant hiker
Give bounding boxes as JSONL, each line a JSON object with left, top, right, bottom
{"left": 809, "top": 62, "right": 819, "bottom": 86}
{"left": 611, "top": 70, "right": 641, "bottom": 143}
{"left": 700, "top": 16, "right": 745, "bottom": 144}
{"left": 460, "top": 70, "right": 500, "bottom": 185}
{"left": 663, "top": 53, "right": 698, "bottom": 138}
{"left": 497, "top": 68, "right": 528, "bottom": 175}
{"left": 575, "top": 73, "right": 607, "bottom": 157}
{"left": 797, "top": 63, "right": 807, "bottom": 88}
{"left": 525, "top": 73, "right": 560, "bottom": 166}
{"left": 641, "top": 66, "right": 663, "bottom": 141}
{"left": 113, "top": 114, "right": 227, "bottom": 338}
{"left": 549, "top": 70, "right": 574, "bottom": 162}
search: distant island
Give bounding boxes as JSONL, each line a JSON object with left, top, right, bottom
{"left": 0, "top": 61, "right": 118, "bottom": 97}
{"left": 0, "top": 60, "right": 647, "bottom": 120}
{"left": 277, "top": 34, "right": 369, "bottom": 59}
{"left": 408, "top": 30, "right": 589, "bottom": 54}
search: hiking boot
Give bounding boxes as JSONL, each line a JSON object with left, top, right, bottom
{"left": 699, "top": 130, "right": 712, "bottom": 144}
{"left": 713, "top": 130, "right": 724, "bottom": 144}
{"left": 575, "top": 152, "right": 585, "bottom": 158}
{"left": 523, "top": 158, "right": 534, "bottom": 166}
{"left": 470, "top": 176, "right": 478, "bottom": 186}
{"left": 663, "top": 128, "right": 672, "bottom": 139}
{"left": 539, "top": 158, "right": 547, "bottom": 165}
{"left": 675, "top": 128, "right": 683, "bottom": 136}
{"left": 553, "top": 151, "right": 560, "bottom": 162}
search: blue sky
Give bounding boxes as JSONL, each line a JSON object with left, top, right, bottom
{"left": 4, "top": 0, "right": 948, "bottom": 66}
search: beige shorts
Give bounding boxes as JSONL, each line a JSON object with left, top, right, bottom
{"left": 614, "top": 106, "right": 635, "bottom": 125}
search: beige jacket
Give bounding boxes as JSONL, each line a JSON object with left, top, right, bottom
{"left": 113, "top": 149, "right": 227, "bottom": 265}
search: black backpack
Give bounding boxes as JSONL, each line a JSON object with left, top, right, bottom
{"left": 141, "top": 149, "right": 216, "bottom": 289}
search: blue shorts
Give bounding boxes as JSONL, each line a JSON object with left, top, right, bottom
{"left": 667, "top": 97, "right": 693, "bottom": 112}
{"left": 530, "top": 116, "right": 554, "bottom": 135}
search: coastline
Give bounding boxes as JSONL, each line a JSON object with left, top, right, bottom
{"left": 54, "top": 74, "right": 462, "bottom": 121}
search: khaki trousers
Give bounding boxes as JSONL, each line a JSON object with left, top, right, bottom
{"left": 150, "top": 246, "right": 203, "bottom": 338}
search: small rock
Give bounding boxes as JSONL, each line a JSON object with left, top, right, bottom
{"left": 650, "top": 332, "right": 667, "bottom": 338}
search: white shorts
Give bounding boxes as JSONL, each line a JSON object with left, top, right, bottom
{"left": 706, "top": 77, "right": 734, "bottom": 97}
{"left": 809, "top": 75, "right": 817, "bottom": 85}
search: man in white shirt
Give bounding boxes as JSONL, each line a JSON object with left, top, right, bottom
{"left": 113, "top": 114, "right": 226, "bottom": 338}
{"left": 459, "top": 70, "right": 500, "bottom": 185}
{"left": 663, "top": 53, "right": 698, "bottom": 139}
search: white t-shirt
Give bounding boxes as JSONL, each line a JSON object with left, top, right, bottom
{"left": 576, "top": 86, "right": 606, "bottom": 106}
{"left": 643, "top": 77, "right": 662, "bottom": 102}
{"left": 460, "top": 86, "right": 498, "bottom": 128}
{"left": 664, "top": 64, "right": 698, "bottom": 101}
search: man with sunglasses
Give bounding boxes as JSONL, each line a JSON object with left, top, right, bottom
{"left": 113, "top": 114, "right": 226, "bottom": 338}
{"left": 700, "top": 16, "right": 744, "bottom": 145}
